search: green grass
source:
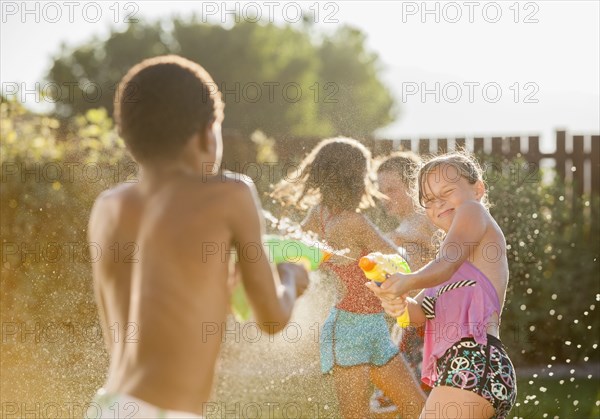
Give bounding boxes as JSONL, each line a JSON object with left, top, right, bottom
{"left": 513, "top": 377, "right": 600, "bottom": 418}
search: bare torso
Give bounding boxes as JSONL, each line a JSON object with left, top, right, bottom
{"left": 89, "top": 173, "right": 241, "bottom": 414}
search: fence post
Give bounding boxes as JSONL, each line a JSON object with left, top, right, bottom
{"left": 526, "top": 136, "right": 541, "bottom": 164}
{"left": 473, "top": 137, "right": 485, "bottom": 155}
{"left": 491, "top": 137, "right": 503, "bottom": 156}
{"left": 419, "top": 139, "right": 429, "bottom": 155}
{"left": 591, "top": 135, "right": 600, "bottom": 196}
{"left": 555, "top": 131, "right": 567, "bottom": 180}
{"left": 508, "top": 137, "right": 521, "bottom": 158}
{"left": 437, "top": 138, "right": 448, "bottom": 154}
{"left": 400, "top": 139, "right": 412, "bottom": 152}
{"left": 572, "top": 135, "right": 585, "bottom": 197}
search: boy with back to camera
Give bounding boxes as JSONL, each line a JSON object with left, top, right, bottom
{"left": 86, "top": 55, "right": 309, "bottom": 418}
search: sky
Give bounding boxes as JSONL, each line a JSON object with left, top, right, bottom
{"left": 1, "top": 0, "right": 599, "bottom": 152}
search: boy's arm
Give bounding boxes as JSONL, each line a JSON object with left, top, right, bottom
{"left": 229, "top": 176, "right": 308, "bottom": 333}
{"left": 87, "top": 192, "right": 113, "bottom": 354}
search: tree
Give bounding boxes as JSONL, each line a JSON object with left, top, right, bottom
{"left": 45, "top": 19, "right": 395, "bottom": 138}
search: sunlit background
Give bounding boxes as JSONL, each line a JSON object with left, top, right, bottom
{"left": 1, "top": 1, "right": 599, "bottom": 418}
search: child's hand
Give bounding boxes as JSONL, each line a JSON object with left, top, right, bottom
{"left": 365, "top": 272, "right": 411, "bottom": 300}
{"left": 277, "top": 263, "right": 310, "bottom": 297}
{"left": 381, "top": 295, "right": 408, "bottom": 318}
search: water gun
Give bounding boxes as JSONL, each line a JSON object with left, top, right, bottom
{"left": 231, "top": 235, "right": 332, "bottom": 321}
{"left": 359, "top": 252, "right": 412, "bottom": 328}
{"left": 263, "top": 234, "right": 332, "bottom": 271}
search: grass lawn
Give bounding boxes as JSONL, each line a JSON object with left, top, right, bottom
{"left": 512, "top": 376, "right": 600, "bottom": 419}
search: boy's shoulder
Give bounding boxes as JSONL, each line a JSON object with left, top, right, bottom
{"left": 185, "top": 170, "right": 261, "bottom": 208}
{"left": 91, "top": 182, "right": 138, "bottom": 210}
{"left": 188, "top": 170, "right": 258, "bottom": 196}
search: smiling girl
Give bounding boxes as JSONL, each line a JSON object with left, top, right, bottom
{"left": 367, "top": 152, "right": 517, "bottom": 419}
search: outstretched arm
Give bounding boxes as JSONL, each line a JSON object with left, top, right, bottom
{"left": 368, "top": 201, "right": 489, "bottom": 299}
{"left": 230, "top": 176, "right": 308, "bottom": 333}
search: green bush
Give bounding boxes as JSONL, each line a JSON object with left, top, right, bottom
{"left": 484, "top": 155, "right": 600, "bottom": 365}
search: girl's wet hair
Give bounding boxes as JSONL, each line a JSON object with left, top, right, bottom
{"left": 271, "top": 137, "right": 383, "bottom": 212}
{"left": 417, "top": 150, "right": 489, "bottom": 209}
{"left": 375, "top": 150, "right": 421, "bottom": 188}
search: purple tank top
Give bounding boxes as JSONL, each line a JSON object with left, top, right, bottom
{"left": 421, "top": 261, "right": 501, "bottom": 387}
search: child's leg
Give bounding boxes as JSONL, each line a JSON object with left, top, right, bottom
{"left": 420, "top": 386, "right": 495, "bottom": 419}
{"left": 370, "top": 354, "right": 425, "bottom": 419}
{"left": 333, "top": 365, "right": 371, "bottom": 419}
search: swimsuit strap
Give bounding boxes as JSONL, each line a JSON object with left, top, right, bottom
{"left": 421, "top": 280, "right": 477, "bottom": 319}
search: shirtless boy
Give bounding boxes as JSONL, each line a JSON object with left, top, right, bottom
{"left": 86, "top": 55, "right": 308, "bottom": 418}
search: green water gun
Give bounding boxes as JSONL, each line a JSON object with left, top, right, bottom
{"left": 263, "top": 234, "right": 332, "bottom": 271}
{"left": 359, "top": 252, "right": 412, "bottom": 328}
{"left": 231, "top": 235, "right": 331, "bottom": 321}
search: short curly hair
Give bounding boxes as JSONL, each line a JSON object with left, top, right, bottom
{"left": 114, "top": 55, "right": 224, "bottom": 164}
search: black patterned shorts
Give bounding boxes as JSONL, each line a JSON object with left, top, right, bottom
{"left": 434, "top": 335, "right": 517, "bottom": 419}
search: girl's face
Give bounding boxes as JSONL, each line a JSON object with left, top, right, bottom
{"left": 377, "top": 171, "right": 412, "bottom": 218}
{"left": 421, "top": 164, "right": 484, "bottom": 231}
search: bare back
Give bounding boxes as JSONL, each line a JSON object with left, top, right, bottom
{"left": 470, "top": 213, "right": 509, "bottom": 336}
{"left": 88, "top": 171, "right": 269, "bottom": 414}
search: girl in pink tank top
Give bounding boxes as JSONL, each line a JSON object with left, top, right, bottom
{"left": 272, "top": 137, "right": 426, "bottom": 418}
{"left": 367, "top": 151, "right": 517, "bottom": 419}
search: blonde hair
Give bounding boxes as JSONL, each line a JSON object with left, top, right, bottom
{"left": 417, "top": 150, "right": 490, "bottom": 209}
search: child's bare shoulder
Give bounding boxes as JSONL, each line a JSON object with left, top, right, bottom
{"left": 460, "top": 200, "right": 487, "bottom": 214}
{"left": 90, "top": 183, "right": 137, "bottom": 215}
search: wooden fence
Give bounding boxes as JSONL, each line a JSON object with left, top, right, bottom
{"left": 223, "top": 130, "right": 600, "bottom": 197}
